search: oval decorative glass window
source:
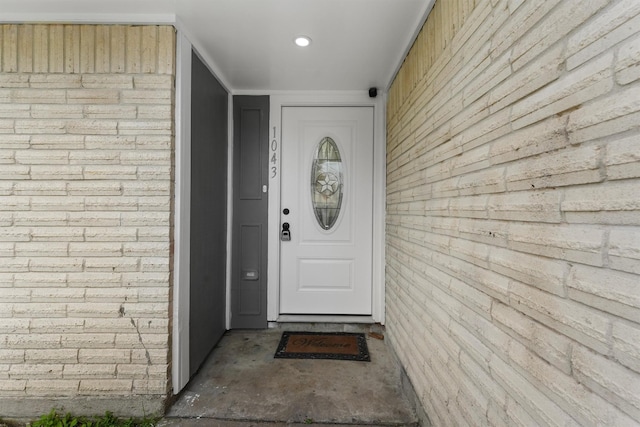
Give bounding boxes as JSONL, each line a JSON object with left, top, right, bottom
{"left": 311, "top": 137, "right": 343, "bottom": 230}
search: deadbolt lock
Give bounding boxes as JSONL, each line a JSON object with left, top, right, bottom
{"left": 281, "top": 222, "right": 291, "bottom": 241}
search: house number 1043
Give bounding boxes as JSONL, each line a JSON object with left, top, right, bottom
{"left": 271, "top": 127, "right": 278, "bottom": 178}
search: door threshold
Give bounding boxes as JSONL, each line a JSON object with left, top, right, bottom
{"left": 274, "top": 315, "right": 375, "bottom": 324}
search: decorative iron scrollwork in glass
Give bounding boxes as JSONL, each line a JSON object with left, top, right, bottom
{"left": 311, "top": 137, "right": 343, "bottom": 230}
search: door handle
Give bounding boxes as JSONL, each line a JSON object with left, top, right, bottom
{"left": 281, "top": 222, "right": 291, "bottom": 241}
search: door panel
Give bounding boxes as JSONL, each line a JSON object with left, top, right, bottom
{"left": 237, "top": 224, "right": 262, "bottom": 314}
{"left": 280, "top": 107, "right": 373, "bottom": 315}
{"left": 231, "top": 96, "right": 269, "bottom": 328}
{"left": 298, "top": 259, "right": 353, "bottom": 289}
{"left": 189, "top": 51, "right": 228, "bottom": 375}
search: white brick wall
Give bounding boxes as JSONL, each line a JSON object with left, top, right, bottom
{"left": 0, "top": 24, "right": 175, "bottom": 418}
{"left": 387, "top": 0, "right": 640, "bottom": 425}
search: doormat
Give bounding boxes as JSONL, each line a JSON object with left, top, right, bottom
{"left": 274, "top": 331, "right": 370, "bottom": 361}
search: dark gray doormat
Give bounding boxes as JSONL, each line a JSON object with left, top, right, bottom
{"left": 274, "top": 331, "right": 370, "bottom": 361}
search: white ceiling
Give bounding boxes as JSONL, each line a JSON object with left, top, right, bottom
{"left": 0, "top": 0, "right": 432, "bottom": 92}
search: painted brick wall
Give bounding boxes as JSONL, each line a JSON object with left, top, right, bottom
{"left": 386, "top": 0, "right": 640, "bottom": 425}
{"left": 0, "top": 24, "right": 175, "bottom": 417}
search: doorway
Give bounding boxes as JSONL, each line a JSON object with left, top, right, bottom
{"left": 279, "top": 106, "right": 375, "bottom": 315}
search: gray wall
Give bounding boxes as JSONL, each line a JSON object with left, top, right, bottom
{"left": 189, "top": 51, "right": 228, "bottom": 376}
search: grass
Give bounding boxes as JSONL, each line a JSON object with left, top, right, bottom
{"left": 25, "top": 410, "right": 157, "bottom": 427}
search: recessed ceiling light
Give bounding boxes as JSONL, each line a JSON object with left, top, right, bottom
{"left": 294, "top": 36, "right": 311, "bottom": 47}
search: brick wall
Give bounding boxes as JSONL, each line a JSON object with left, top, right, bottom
{"left": 0, "top": 24, "right": 175, "bottom": 417}
{"left": 386, "top": 0, "right": 640, "bottom": 425}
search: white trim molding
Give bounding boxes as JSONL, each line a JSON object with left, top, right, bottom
{"left": 0, "top": 13, "right": 176, "bottom": 24}
{"left": 174, "top": 16, "right": 233, "bottom": 94}
{"left": 225, "top": 93, "right": 234, "bottom": 329}
{"left": 172, "top": 30, "right": 192, "bottom": 394}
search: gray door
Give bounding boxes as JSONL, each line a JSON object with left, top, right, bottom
{"left": 189, "top": 51, "right": 228, "bottom": 375}
{"left": 231, "top": 96, "right": 269, "bottom": 328}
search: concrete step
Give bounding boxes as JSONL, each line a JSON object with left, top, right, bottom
{"left": 164, "top": 329, "right": 418, "bottom": 427}
{"left": 159, "top": 417, "right": 419, "bottom": 426}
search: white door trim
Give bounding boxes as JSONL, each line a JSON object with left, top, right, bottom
{"left": 267, "top": 92, "right": 386, "bottom": 324}
{"left": 172, "top": 30, "right": 192, "bottom": 394}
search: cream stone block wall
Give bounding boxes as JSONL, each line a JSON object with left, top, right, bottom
{"left": 0, "top": 24, "right": 175, "bottom": 418}
{"left": 386, "top": 0, "right": 640, "bottom": 425}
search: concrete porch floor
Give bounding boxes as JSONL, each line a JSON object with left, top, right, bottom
{"left": 159, "top": 325, "right": 419, "bottom": 427}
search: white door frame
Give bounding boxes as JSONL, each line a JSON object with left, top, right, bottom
{"left": 267, "top": 92, "right": 386, "bottom": 324}
{"left": 173, "top": 29, "right": 192, "bottom": 395}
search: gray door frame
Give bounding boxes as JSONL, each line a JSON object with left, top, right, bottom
{"left": 230, "top": 95, "right": 269, "bottom": 328}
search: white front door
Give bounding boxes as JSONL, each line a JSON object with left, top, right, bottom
{"left": 280, "top": 106, "right": 374, "bottom": 315}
